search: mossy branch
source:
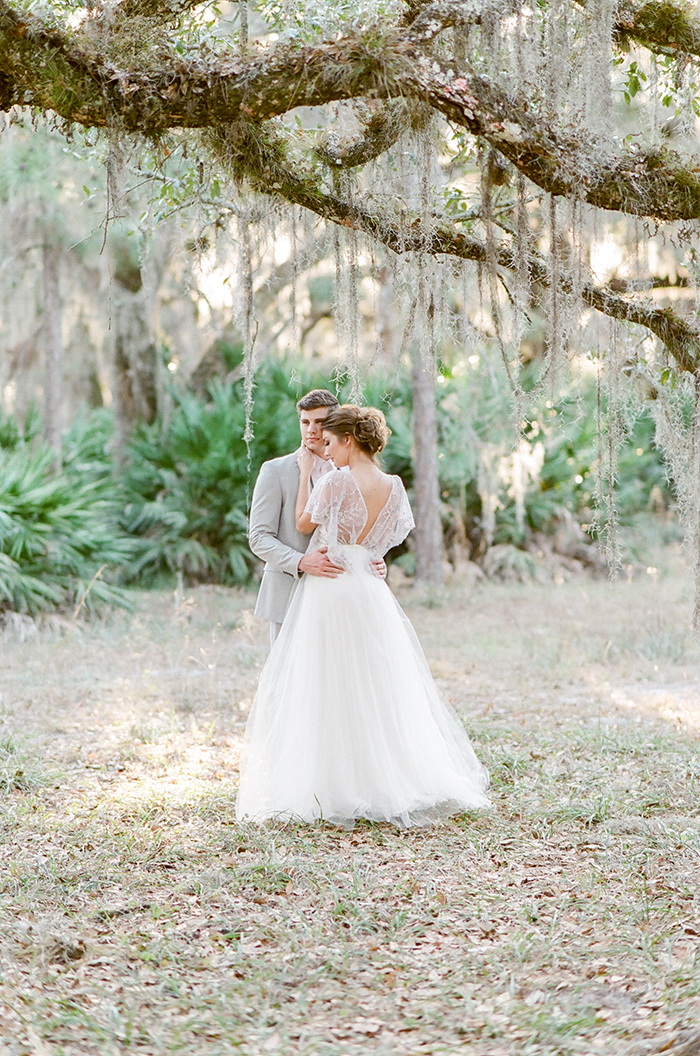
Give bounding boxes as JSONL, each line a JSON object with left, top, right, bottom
{"left": 612, "top": 0, "right": 700, "bottom": 58}
{"left": 401, "top": 0, "right": 522, "bottom": 30}
{"left": 406, "top": 60, "right": 700, "bottom": 222}
{"left": 114, "top": 0, "right": 204, "bottom": 23}
{"left": 209, "top": 119, "right": 700, "bottom": 375}
{"left": 3, "top": 1, "right": 700, "bottom": 221}
{"left": 314, "top": 99, "right": 415, "bottom": 169}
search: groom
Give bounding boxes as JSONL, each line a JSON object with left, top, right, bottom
{"left": 248, "top": 389, "right": 345, "bottom": 646}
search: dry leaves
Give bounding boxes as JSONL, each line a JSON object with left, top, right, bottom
{"left": 0, "top": 573, "right": 699, "bottom": 1053}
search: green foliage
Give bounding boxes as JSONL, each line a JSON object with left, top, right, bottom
{"left": 61, "top": 408, "right": 115, "bottom": 484}
{"left": 122, "top": 382, "right": 254, "bottom": 585}
{"left": 0, "top": 405, "right": 42, "bottom": 451}
{"left": 257, "top": 0, "right": 401, "bottom": 41}
{"left": 355, "top": 370, "right": 413, "bottom": 480}
{"left": 121, "top": 358, "right": 328, "bottom": 585}
{"left": 0, "top": 355, "right": 674, "bottom": 612}
{"left": 622, "top": 60, "right": 647, "bottom": 106}
{"left": 436, "top": 365, "right": 671, "bottom": 551}
{"left": 0, "top": 438, "right": 133, "bottom": 616}
{"left": 526, "top": 390, "right": 668, "bottom": 534}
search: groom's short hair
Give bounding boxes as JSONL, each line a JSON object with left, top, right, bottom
{"left": 296, "top": 389, "right": 339, "bottom": 413}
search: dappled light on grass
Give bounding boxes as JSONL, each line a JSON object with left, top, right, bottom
{"left": 1, "top": 564, "right": 700, "bottom": 1054}
{"left": 604, "top": 682, "right": 700, "bottom": 735}
{"left": 104, "top": 738, "right": 242, "bottom": 812}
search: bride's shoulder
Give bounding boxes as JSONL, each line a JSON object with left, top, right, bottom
{"left": 315, "top": 467, "right": 352, "bottom": 495}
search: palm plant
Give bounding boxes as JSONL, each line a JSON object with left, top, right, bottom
{"left": 0, "top": 443, "right": 133, "bottom": 615}
{"left": 0, "top": 357, "right": 673, "bottom": 613}
{"left": 120, "top": 359, "right": 335, "bottom": 585}
{"left": 436, "top": 367, "right": 671, "bottom": 555}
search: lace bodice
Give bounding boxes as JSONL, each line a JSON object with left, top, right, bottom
{"left": 304, "top": 470, "right": 415, "bottom": 559}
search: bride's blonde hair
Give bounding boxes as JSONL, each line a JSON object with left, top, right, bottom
{"left": 322, "top": 405, "right": 390, "bottom": 457}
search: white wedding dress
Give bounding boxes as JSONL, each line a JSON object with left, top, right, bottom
{"left": 236, "top": 470, "right": 490, "bottom": 828}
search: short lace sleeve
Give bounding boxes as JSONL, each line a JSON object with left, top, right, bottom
{"left": 384, "top": 478, "right": 415, "bottom": 551}
{"left": 390, "top": 479, "right": 413, "bottom": 544}
{"left": 304, "top": 471, "right": 342, "bottom": 529}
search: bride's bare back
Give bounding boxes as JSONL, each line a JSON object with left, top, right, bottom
{"left": 351, "top": 466, "right": 394, "bottom": 544}
{"left": 304, "top": 468, "right": 413, "bottom": 559}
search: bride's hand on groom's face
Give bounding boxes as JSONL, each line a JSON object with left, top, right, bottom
{"left": 297, "top": 445, "right": 317, "bottom": 474}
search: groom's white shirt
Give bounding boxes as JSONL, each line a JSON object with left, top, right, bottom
{"left": 248, "top": 449, "right": 333, "bottom": 625}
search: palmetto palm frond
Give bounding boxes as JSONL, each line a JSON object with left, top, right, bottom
{"left": 0, "top": 443, "right": 133, "bottom": 615}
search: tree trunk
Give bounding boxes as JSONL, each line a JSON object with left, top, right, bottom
{"left": 112, "top": 287, "right": 158, "bottom": 456}
{"left": 411, "top": 342, "right": 443, "bottom": 585}
{"left": 42, "top": 241, "right": 63, "bottom": 456}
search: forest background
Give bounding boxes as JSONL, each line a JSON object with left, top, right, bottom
{"left": 2, "top": 1, "right": 700, "bottom": 1054}
{"left": 3, "top": 0, "right": 700, "bottom": 615}
{"left": 0, "top": 110, "right": 683, "bottom": 616}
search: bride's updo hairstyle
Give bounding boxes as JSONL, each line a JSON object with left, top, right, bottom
{"left": 322, "top": 405, "right": 390, "bottom": 458}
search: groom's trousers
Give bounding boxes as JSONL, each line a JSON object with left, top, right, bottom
{"left": 269, "top": 621, "right": 282, "bottom": 648}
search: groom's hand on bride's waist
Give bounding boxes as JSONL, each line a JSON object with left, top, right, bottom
{"left": 298, "top": 548, "right": 345, "bottom": 578}
{"left": 371, "top": 558, "right": 387, "bottom": 579}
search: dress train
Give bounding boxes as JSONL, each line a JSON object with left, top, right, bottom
{"left": 236, "top": 544, "right": 490, "bottom": 827}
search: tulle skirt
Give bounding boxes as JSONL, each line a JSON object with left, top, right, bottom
{"left": 236, "top": 545, "right": 490, "bottom": 828}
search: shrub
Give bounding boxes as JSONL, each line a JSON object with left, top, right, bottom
{"left": 120, "top": 360, "right": 331, "bottom": 584}
{"left": 0, "top": 356, "right": 674, "bottom": 610}
{"left": 0, "top": 442, "right": 133, "bottom": 615}
{"left": 436, "top": 368, "right": 671, "bottom": 554}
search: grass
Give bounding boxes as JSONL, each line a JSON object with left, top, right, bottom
{"left": 0, "top": 556, "right": 699, "bottom": 1055}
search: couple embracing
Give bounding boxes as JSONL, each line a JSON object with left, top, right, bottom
{"left": 236, "top": 388, "right": 489, "bottom": 828}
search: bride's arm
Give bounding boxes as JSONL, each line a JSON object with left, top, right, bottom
{"left": 295, "top": 446, "right": 317, "bottom": 534}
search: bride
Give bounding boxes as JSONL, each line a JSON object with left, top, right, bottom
{"left": 236, "top": 405, "right": 490, "bottom": 828}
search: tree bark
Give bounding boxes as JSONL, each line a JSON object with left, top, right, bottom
{"left": 112, "top": 287, "right": 158, "bottom": 455}
{"left": 42, "top": 241, "right": 63, "bottom": 456}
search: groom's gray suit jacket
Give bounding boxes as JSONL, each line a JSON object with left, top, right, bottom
{"left": 248, "top": 452, "right": 309, "bottom": 625}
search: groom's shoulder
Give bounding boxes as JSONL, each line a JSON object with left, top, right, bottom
{"left": 262, "top": 451, "right": 297, "bottom": 470}
{"left": 256, "top": 451, "right": 298, "bottom": 480}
